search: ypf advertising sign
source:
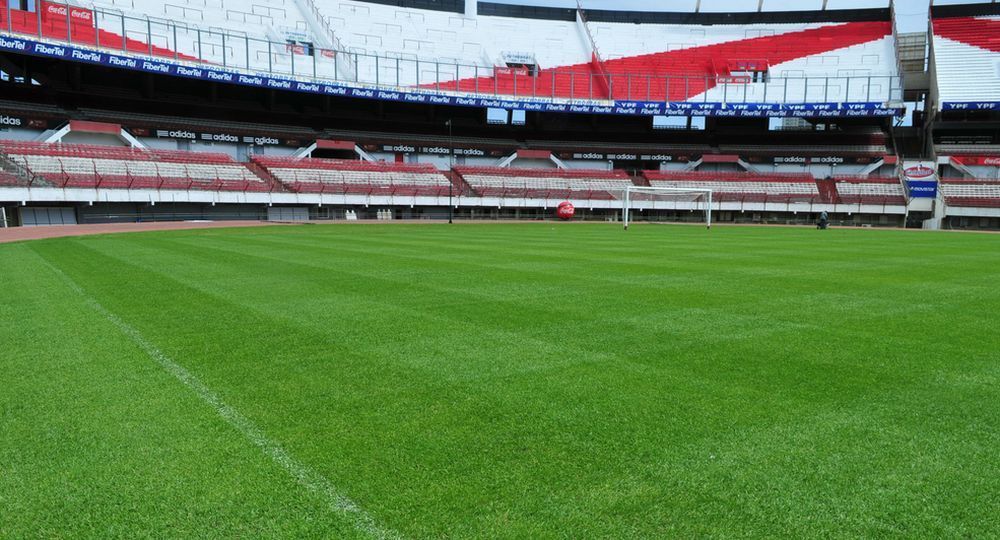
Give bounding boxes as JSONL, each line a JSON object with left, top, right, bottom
{"left": 902, "top": 161, "right": 938, "bottom": 198}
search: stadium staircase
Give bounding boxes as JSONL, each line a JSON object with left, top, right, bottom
{"left": 816, "top": 178, "right": 841, "bottom": 204}
{"left": 244, "top": 161, "right": 288, "bottom": 193}
{"left": 629, "top": 173, "right": 650, "bottom": 187}
{"left": 444, "top": 169, "right": 479, "bottom": 196}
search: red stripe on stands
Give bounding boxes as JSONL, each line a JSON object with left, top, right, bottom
{"left": 934, "top": 17, "right": 1000, "bottom": 53}
{"left": 427, "top": 21, "right": 891, "bottom": 101}
{"left": 0, "top": 0, "right": 198, "bottom": 61}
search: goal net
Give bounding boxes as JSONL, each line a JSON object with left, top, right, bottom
{"left": 619, "top": 186, "right": 713, "bottom": 230}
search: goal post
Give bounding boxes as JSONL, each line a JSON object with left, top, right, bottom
{"left": 621, "top": 186, "right": 713, "bottom": 230}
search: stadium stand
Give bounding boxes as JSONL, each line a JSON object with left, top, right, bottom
{"left": 454, "top": 167, "right": 635, "bottom": 199}
{"left": 0, "top": 0, "right": 194, "bottom": 60}
{"left": 939, "top": 179, "right": 1000, "bottom": 208}
{"left": 832, "top": 176, "right": 906, "bottom": 205}
{"left": 252, "top": 156, "right": 455, "bottom": 196}
{"left": 0, "top": 141, "right": 269, "bottom": 191}
{"left": 931, "top": 11, "right": 1000, "bottom": 104}
{"left": 643, "top": 170, "right": 820, "bottom": 203}
{"left": 434, "top": 20, "right": 896, "bottom": 102}
{"left": 1, "top": 0, "right": 900, "bottom": 104}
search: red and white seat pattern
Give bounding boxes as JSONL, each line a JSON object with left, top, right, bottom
{"left": 832, "top": 176, "right": 906, "bottom": 205}
{"left": 455, "top": 167, "right": 634, "bottom": 199}
{"left": 643, "top": 171, "right": 819, "bottom": 202}
{"left": 0, "top": 141, "right": 266, "bottom": 191}
{"left": 932, "top": 15, "right": 1000, "bottom": 104}
{"left": 940, "top": 179, "right": 1000, "bottom": 208}
{"left": 252, "top": 157, "right": 452, "bottom": 196}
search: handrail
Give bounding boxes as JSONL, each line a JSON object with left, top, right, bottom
{"left": 1, "top": 0, "right": 903, "bottom": 106}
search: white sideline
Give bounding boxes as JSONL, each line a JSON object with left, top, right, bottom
{"left": 33, "top": 250, "right": 401, "bottom": 540}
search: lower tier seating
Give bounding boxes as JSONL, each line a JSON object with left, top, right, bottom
{"left": 643, "top": 171, "right": 820, "bottom": 203}
{"left": 833, "top": 176, "right": 906, "bottom": 205}
{"left": 455, "top": 167, "right": 634, "bottom": 199}
{"left": 0, "top": 141, "right": 267, "bottom": 191}
{"left": 940, "top": 180, "right": 1000, "bottom": 208}
{"left": 253, "top": 157, "right": 453, "bottom": 196}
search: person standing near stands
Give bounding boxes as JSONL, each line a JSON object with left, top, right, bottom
{"left": 818, "top": 210, "right": 829, "bottom": 230}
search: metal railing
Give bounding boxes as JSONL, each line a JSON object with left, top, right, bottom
{"left": 2, "top": 0, "right": 903, "bottom": 105}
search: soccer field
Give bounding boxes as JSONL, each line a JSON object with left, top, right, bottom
{"left": 2, "top": 223, "right": 998, "bottom": 538}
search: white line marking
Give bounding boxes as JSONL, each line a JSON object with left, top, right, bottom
{"left": 33, "top": 250, "right": 401, "bottom": 540}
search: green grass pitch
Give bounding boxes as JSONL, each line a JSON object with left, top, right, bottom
{"left": 1, "top": 223, "right": 999, "bottom": 538}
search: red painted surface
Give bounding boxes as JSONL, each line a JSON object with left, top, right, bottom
{"left": 934, "top": 17, "right": 1000, "bottom": 53}
{"left": 69, "top": 120, "right": 121, "bottom": 134}
{"left": 0, "top": 0, "right": 197, "bottom": 61}
{"left": 952, "top": 156, "right": 1000, "bottom": 166}
{"left": 516, "top": 149, "right": 552, "bottom": 159}
{"left": 701, "top": 154, "right": 740, "bottom": 163}
{"left": 427, "top": 21, "right": 891, "bottom": 101}
{"left": 315, "top": 139, "right": 356, "bottom": 150}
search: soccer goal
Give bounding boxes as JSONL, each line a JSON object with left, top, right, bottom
{"left": 621, "top": 186, "right": 713, "bottom": 230}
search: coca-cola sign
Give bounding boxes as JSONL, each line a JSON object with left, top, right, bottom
{"left": 43, "top": 1, "right": 94, "bottom": 23}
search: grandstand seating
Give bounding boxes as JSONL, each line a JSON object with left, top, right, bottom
{"left": 940, "top": 179, "right": 1000, "bottom": 208}
{"left": 2, "top": 0, "right": 900, "bottom": 104}
{"left": 938, "top": 146, "right": 1000, "bottom": 157}
{"left": 932, "top": 15, "right": 1000, "bottom": 104}
{"left": 0, "top": 0, "right": 195, "bottom": 60}
{"left": 832, "top": 176, "right": 906, "bottom": 205}
{"left": 252, "top": 156, "right": 454, "bottom": 196}
{"left": 454, "top": 167, "right": 635, "bottom": 200}
{"left": 643, "top": 170, "right": 820, "bottom": 203}
{"left": 0, "top": 141, "right": 268, "bottom": 191}
{"left": 431, "top": 21, "right": 895, "bottom": 101}
{"left": 0, "top": 171, "right": 25, "bottom": 186}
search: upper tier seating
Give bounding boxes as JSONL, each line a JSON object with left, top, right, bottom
{"left": 454, "top": 167, "right": 635, "bottom": 200}
{"left": 252, "top": 156, "right": 453, "bottom": 196}
{"left": 936, "top": 145, "right": 1000, "bottom": 156}
{"left": 0, "top": 0, "right": 194, "bottom": 60}
{"left": 3, "top": 1, "right": 898, "bottom": 104}
{"left": 643, "top": 170, "right": 820, "bottom": 202}
{"left": 932, "top": 16, "right": 1000, "bottom": 103}
{"left": 940, "top": 179, "right": 1000, "bottom": 208}
{"left": 0, "top": 141, "right": 267, "bottom": 191}
{"left": 832, "top": 176, "right": 906, "bottom": 205}
{"left": 433, "top": 21, "right": 896, "bottom": 102}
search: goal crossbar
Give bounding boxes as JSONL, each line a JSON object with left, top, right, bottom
{"left": 621, "top": 186, "right": 713, "bottom": 230}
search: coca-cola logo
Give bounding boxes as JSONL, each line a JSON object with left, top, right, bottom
{"left": 984, "top": 158, "right": 1000, "bottom": 166}
{"left": 904, "top": 166, "right": 935, "bottom": 180}
{"left": 45, "top": 3, "right": 93, "bottom": 22}
{"left": 556, "top": 201, "right": 575, "bottom": 220}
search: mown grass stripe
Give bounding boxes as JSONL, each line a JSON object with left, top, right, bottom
{"left": 29, "top": 245, "right": 402, "bottom": 540}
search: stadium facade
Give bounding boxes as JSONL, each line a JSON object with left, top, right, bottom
{"left": 0, "top": 0, "right": 997, "bottom": 229}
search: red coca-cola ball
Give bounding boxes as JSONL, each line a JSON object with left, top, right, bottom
{"left": 556, "top": 201, "right": 575, "bottom": 220}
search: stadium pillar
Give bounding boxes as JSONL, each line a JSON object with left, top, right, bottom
{"left": 447, "top": 119, "right": 453, "bottom": 224}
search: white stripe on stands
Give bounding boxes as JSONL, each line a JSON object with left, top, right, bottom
{"left": 32, "top": 249, "right": 401, "bottom": 540}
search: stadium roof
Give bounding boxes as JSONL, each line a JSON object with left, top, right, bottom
{"left": 492, "top": 0, "right": 933, "bottom": 31}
